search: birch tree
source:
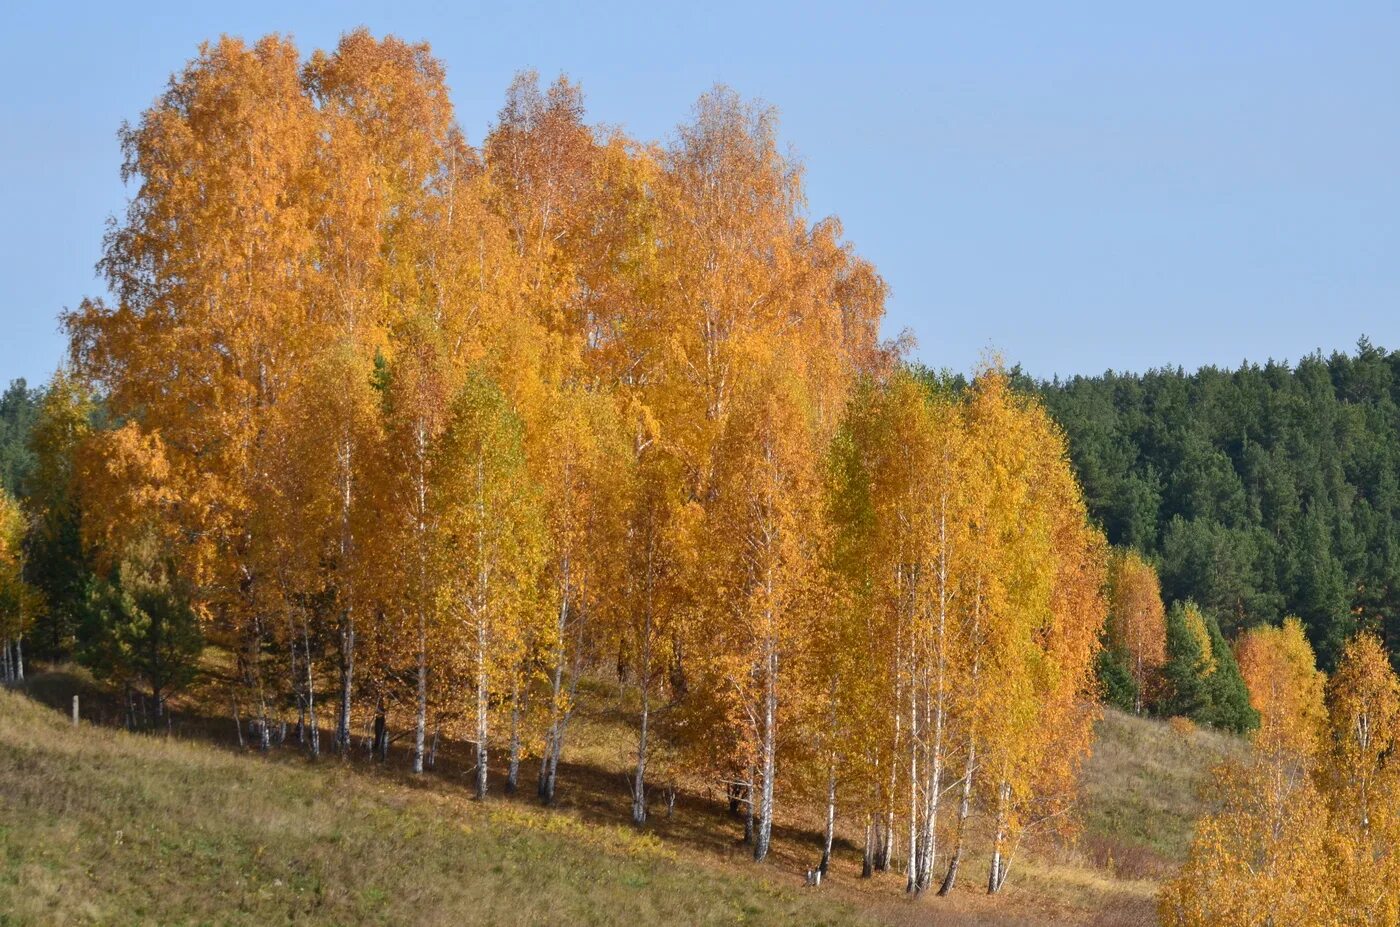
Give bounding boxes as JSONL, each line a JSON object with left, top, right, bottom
{"left": 433, "top": 372, "right": 543, "bottom": 799}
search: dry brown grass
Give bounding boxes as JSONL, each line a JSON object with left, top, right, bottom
{"left": 1078, "top": 708, "right": 1242, "bottom": 877}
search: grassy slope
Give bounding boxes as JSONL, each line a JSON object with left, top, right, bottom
{"left": 0, "top": 687, "right": 867, "bottom": 927}
{"left": 1079, "top": 710, "right": 1243, "bottom": 878}
{"left": 0, "top": 677, "right": 1241, "bottom": 927}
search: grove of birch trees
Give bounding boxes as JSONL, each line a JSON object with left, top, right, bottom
{"left": 11, "top": 30, "right": 1112, "bottom": 894}
{"left": 1162, "top": 622, "right": 1400, "bottom": 926}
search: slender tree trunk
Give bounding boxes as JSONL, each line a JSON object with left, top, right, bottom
{"left": 917, "top": 688, "right": 945, "bottom": 893}
{"left": 287, "top": 623, "right": 302, "bottom": 744}
{"left": 987, "top": 778, "right": 1011, "bottom": 894}
{"left": 942, "top": 586, "right": 982, "bottom": 896}
{"left": 754, "top": 637, "right": 777, "bottom": 862}
{"left": 939, "top": 736, "right": 976, "bottom": 896}
{"left": 540, "top": 567, "right": 569, "bottom": 802}
{"left": 412, "top": 616, "right": 427, "bottom": 774}
{"left": 232, "top": 696, "right": 243, "bottom": 747}
{"left": 14, "top": 637, "right": 21, "bottom": 683}
{"left": 819, "top": 761, "right": 837, "bottom": 876}
{"left": 664, "top": 781, "right": 678, "bottom": 818}
{"left": 1133, "top": 648, "right": 1143, "bottom": 715}
{"left": 506, "top": 678, "right": 522, "bottom": 793}
{"left": 861, "top": 813, "right": 875, "bottom": 878}
{"left": 337, "top": 611, "right": 354, "bottom": 756}
{"left": 372, "top": 696, "right": 387, "bottom": 762}
{"left": 335, "top": 430, "right": 356, "bottom": 757}
{"left": 252, "top": 620, "right": 271, "bottom": 752}
{"left": 744, "top": 774, "right": 755, "bottom": 846}
{"left": 541, "top": 652, "right": 580, "bottom": 804}
{"left": 411, "top": 428, "right": 430, "bottom": 777}
{"left": 632, "top": 683, "right": 649, "bottom": 824}
{"left": 875, "top": 705, "right": 899, "bottom": 872}
{"left": 878, "top": 773, "right": 896, "bottom": 871}
{"left": 905, "top": 676, "right": 919, "bottom": 892}
{"left": 473, "top": 451, "right": 491, "bottom": 801}
{"left": 303, "top": 619, "right": 319, "bottom": 760}
{"left": 917, "top": 518, "right": 950, "bottom": 894}
{"left": 474, "top": 614, "right": 489, "bottom": 801}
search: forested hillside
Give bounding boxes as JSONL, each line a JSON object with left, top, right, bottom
{"left": 0, "top": 379, "right": 39, "bottom": 496}
{"left": 1037, "top": 340, "right": 1400, "bottom": 668}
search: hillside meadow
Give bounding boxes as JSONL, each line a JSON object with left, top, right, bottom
{"left": 1, "top": 668, "right": 1240, "bottom": 926}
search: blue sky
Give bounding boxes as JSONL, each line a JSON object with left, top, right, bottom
{"left": 2, "top": 1, "right": 1397, "bottom": 386}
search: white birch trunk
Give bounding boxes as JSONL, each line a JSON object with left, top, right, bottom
{"left": 754, "top": 636, "right": 777, "bottom": 862}
{"left": 412, "top": 617, "right": 427, "bottom": 774}
{"left": 819, "top": 761, "right": 837, "bottom": 876}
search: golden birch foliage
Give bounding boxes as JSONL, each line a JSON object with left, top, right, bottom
{"left": 984, "top": 378, "right": 1107, "bottom": 869}
{"left": 66, "top": 34, "right": 320, "bottom": 638}
{"left": 77, "top": 425, "right": 181, "bottom": 579}
{"left": 1162, "top": 618, "right": 1334, "bottom": 927}
{"left": 431, "top": 373, "right": 545, "bottom": 737}
{"left": 1326, "top": 632, "right": 1400, "bottom": 832}
{"left": 960, "top": 369, "right": 1048, "bottom": 823}
{"left": 1237, "top": 618, "right": 1327, "bottom": 760}
{"left": 533, "top": 387, "right": 631, "bottom": 682}
{"left": 702, "top": 362, "right": 822, "bottom": 721}
{"left": 297, "top": 27, "right": 464, "bottom": 591}
{"left": 1106, "top": 549, "right": 1167, "bottom": 703}
{"left": 1160, "top": 757, "right": 1338, "bottom": 927}
{"left": 1167, "top": 631, "right": 1400, "bottom": 926}
{"left": 1023, "top": 424, "right": 1108, "bottom": 840}
{"left": 828, "top": 381, "right": 906, "bottom": 824}
{"left": 652, "top": 86, "right": 880, "bottom": 489}
{"left": 25, "top": 373, "right": 93, "bottom": 530}
{"left": 1184, "top": 604, "right": 1216, "bottom": 676}
{"left": 484, "top": 72, "right": 597, "bottom": 365}
{"left": 697, "top": 358, "right": 826, "bottom": 856}
{"left": 0, "top": 488, "right": 36, "bottom": 644}
{"left": 1324, "top": 633, "right": 1400, "bottom": 925}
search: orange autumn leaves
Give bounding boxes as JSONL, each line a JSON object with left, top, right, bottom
{"left": 61, "top": 28, "right": 1110, "bottom": 893}
{"left": 1162, "top": 623, "right": 1400, "bottom": 927}
{"left": 1106, "top": 550, "right": 1167, "bottom": 712}
{"left": 829, "top": 368, "right": 1109, "bottom": 892}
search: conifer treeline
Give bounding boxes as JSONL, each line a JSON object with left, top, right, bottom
{"left": 1037, "top": 342, "right": 1400, "bottom": 670}
{"left": 1, "top": 30, "right": 1109, "bottom": 893}
{"left": 1097, "top": 550, "right": 1256, "bottom": 732}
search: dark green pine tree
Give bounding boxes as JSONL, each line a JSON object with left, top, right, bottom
{"left": 1158, "top": 602, "right": 1208, "bottom": 719}
{"left": 1095, "top": 647, "right": 1139, "bottom": 713}
{"left": 1195, "top": 615, "right": 1258, "bottom": 734}
{"left": 22, "top": 375, "right": 99, "bottom": 661}
{"left": 79, "top": 535, "right": 202, "bottom": 722}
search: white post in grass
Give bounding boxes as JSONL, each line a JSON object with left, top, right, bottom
{"left": 72, "top": 695, "right": 79, "bottom": 726}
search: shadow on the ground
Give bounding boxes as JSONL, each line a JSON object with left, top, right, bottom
{"left": 13, "top": 665, "right": 1156, "bottom": 927}
{"left": 16, "top": 665, "right": 852, "bottom": 877}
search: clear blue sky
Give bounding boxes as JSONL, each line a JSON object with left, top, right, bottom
{"left": 2, "top": 1, "right": 1397, "bottom": 387}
